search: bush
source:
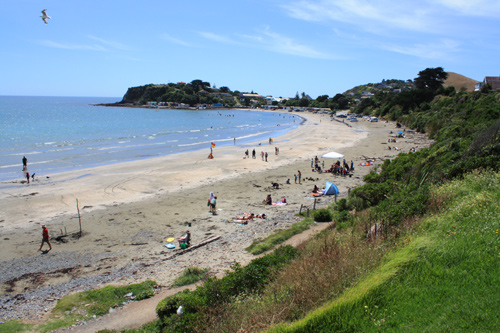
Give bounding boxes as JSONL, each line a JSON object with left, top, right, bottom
{"left": 172, "top": 267, "right": 210, "bottom": 287}
{"left": 314, "top": 209, "right": 333, "bottom": 222}
{"left": 156, "top": 246, "right": 298, "bottom": 330}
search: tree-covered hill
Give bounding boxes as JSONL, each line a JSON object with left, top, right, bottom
{"left": 117, "top": 80, "right": 241, "bottom": 107}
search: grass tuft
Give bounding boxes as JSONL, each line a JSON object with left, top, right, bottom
{"left": 246, "top": 218, "right": 315, "bottom": 255}
{"left": 172, "top": 267, "right": 210, "bottom": 287}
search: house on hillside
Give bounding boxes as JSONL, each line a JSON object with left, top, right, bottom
{"left": 475, "top": 76, "right": 500, "bottom": 91}
{"left": 361, "top": 91, "right": 375, "bottom": 99}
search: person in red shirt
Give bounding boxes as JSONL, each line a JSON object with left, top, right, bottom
{"left": 39, "top": 225, "right": 52, "bottom": 251}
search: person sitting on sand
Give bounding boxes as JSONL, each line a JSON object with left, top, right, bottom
{"left": 178, "top": 230, "right": 191, "bottom": 247}
{"left": 264, "top": 194, "right": 272, "bottom": 205}
{"left": 271, "top": 182, "right": 280, "bottom": 189}
{"left": 312, "top": 185, "right": 319, "bottom": 193}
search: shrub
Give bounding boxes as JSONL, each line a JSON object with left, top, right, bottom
{"left": 156, "top": 246, "right": 298, "bottom": 330}
{"left": 314, "top": 209, "right": 333, "bottom": 222}
{"left": 172, "top": 267, "right": 210, "bottom": 287}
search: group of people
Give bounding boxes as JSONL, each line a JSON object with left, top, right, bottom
{"left": 245, "top": 149, "right": 271, "bottom": 162}
{"left": 263, "top": 194, "right": 286, "bottom": 205}
{"left": 22, "top": 156, "right": 35, "bottom": 184}
{"left": 326, "top": 159, "right": 354, "bottom": 176}
{"left": 208, "top": 192, "right": 217, "bottom": 215}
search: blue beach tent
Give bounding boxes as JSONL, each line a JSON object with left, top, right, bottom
{"left": 324, "top": 181, "right": 339, "bottom": 195}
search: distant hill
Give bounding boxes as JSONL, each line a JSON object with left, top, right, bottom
{"left": 443, "top": 72, "right": 479, "bottom": 92}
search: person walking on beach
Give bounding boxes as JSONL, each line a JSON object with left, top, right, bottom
{"left": 39, "top": 225, "right": 52, "bottom": 251}
{"left": 298, "top": 170, "right": 302, "bottom": 184}
{"left": 210, "top": 196, "right": 217, "bottom": 215}
{"left": 265, "top": 152, "right": 268, "bottom": 162}
{"left": 294, "top": 174, "right": 297, "bottom": 184}
{"left": 22, "top": 156, "right": 27, "bottom": 170}
{"left": 26, "top": 172, "right": 30, "bottom": 184}
{"left": 261, "top": 151, "right": 264, "bottom": 160}
{"left": 252, "top": 149, "right": 256, "bottom": 159}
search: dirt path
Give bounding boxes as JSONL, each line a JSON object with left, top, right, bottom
{"left": 58, "top": 222, "right": 334, "bottom": 332}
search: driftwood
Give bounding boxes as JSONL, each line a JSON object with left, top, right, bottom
{"left": 162, "top": 235, "right": 221, "bottom": 261}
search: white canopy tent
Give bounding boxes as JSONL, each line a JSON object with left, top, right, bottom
{"left": 321, "top": 151, "right": 344, "bottom": 159}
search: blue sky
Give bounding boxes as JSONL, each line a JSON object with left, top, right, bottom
{"left": 1, "top": 1, "right": 499, "bottom": 99}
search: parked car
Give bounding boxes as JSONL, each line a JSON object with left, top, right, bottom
{"left": 370, "top": 117, "right": 379, "bottom": 122}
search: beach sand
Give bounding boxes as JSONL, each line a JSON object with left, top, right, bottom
{"left": 0, "top": 111, "right": 431, "bottom": 321}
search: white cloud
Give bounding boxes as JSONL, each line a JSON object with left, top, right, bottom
{"left": 239, "top": 26, "right": 333, "bottom": 59}
{"left": 383, "top": 39, "right": 461, "bottom": 59}
{"left": 38, "top": 40, "right": 107, "bottom": 51}
{"left": 198, "top": 31, "right": 236, "bottom": 44}
{"left": 282, "top": 0, "right": 433, "bottom": 32}
{"left": 161, "top": 33, "right": 193, "bottom": 47}
{"left": 435, "top": 0, "right": 500, "bottom": 16}
{"left": 281, "top": 0, "right": 500, "bottom": 33}
{"left": 198, "top": 27, "right": 332, "bottom": 59}
{"left": 38, "top": 36, "right": 129, "bottom": 52}
{"left": 87, "top": 36, "right": 130, "bottom": 50}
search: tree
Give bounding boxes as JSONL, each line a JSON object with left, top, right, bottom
{"left": 414, "top": 67, "right": 448, "bottom": 93}
{"left": 316, "top": 95, "right": 329, "bottom": 103}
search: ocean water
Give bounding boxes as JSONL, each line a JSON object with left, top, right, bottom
{"left": 0, "top": 96, "right": 300, "bottom": 182}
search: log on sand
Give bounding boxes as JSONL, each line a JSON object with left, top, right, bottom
{"left": 162, "top": 235, "right": 221, "bottom": 261}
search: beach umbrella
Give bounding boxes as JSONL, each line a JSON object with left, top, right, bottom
{"left": 321, "top": 151, "right": 344, "bottom": 159}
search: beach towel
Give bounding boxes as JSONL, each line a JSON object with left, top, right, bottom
{"left": 272, "top": 202, "right": 287, "bottom": 206}
{"left": 167, "top": 237, "right": 175, "bottom": 243}
{"left": 164, "top": 243, "right": 175, "bottom": 249}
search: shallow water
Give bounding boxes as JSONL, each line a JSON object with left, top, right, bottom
{"left": 0, "top": 96, "right": 299, "bottom": 181}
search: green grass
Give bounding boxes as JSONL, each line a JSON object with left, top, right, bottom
{"left": 245, "top": 218, "right": 315, "bottom": 255}
{"left": 268, "top": 171, "right": 500, "bottom": 331}
{"left": 171, "top": 267, "right": 210, "bottom": 287}
{"left": 0, "top": 280, "right": 157, "bottom": 333}
{"left": 0, "top": 320, "right": 34, "bottom": 333}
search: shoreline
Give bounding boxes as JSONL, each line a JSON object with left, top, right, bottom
{"left": 0, "top": 107, "right": 302, "bottom": 184}
{"left": 0, "top": 111, "right": 432, "bottom": 322}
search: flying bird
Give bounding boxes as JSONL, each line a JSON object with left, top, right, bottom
{"left": 41, "top": 9, "right": 51, "bottom": 24}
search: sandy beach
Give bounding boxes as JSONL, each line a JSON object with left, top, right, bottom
{"left": 0, "top": 111, "right": 431, "bottom": 322}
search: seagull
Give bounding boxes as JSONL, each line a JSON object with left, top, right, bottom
{"left": 41, "top": 9, "right": 51, "bottom": 24}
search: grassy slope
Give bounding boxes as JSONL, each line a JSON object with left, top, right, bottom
{"left": 443, "top": 72, "right": 479, "bottom": 92}
{"left": 269, "top": 171, "right": 500, "bottom": 332}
